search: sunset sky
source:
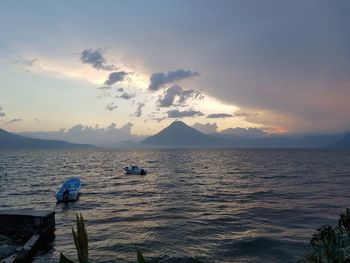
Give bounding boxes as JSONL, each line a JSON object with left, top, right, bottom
{"left": 1, "top": 0, "right": 349, "bottom": 138}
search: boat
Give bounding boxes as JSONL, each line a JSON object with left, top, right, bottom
{"left": 55, "top": 177, "right": 81, "bottom": 202}
{"left": 124, "top": 165, "right": 147, "bottom": 175}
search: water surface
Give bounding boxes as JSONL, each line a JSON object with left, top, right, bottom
{"left": 1, "top": 149, "right": 349, "bottom": 262}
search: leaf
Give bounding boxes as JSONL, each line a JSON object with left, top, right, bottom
{"left": 71, "top": 214, "right": 89, "bottom": 263}
{"left": 59, "top": 253, "right": 76, "bottom": 263}
{"left": 136, "top": 248, "right": 146, "bottom": 263}
{"left": 72, "top": 226, "right": 82, "bottom": 261}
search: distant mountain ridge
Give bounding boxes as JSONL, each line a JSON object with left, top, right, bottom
{"left": 141, "top": 121, "right": 350, "bottom": 148}
{"left": 331, "top": 133, "right": 350, "bottom": 148}
{"left": 2, "top": 123, "right": 350, "bottom": 149}
{"left": 0, "top": 128, "right": 93, "bottom": 149}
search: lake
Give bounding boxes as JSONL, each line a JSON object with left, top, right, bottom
{"left": 1, "top": 149, "right": 350, "bottom": 262}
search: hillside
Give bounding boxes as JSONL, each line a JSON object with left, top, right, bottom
{"left": 0, "top": 128, "right": 93, "bottom": 149}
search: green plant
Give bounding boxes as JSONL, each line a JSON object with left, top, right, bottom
{"left": 59, "top": 253, "right": 76, "bottom": 263}
{"left": 59, "top": 214, "right": 88, "bottom": 263}
{"left": 72, "top": 214, "right": 89, "bottom": 263}
{"left": 136, "top": 248, "right": 146, "bottom": 263}
{"left": 300, "top": 209, "right": 350, "bottom": 263}
{"left": 59, "top": 214, "right": 152, "bottom": 263}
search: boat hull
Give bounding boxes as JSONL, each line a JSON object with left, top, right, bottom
{"left": 55, "top": 191, "right": 79, "bottom": 202}
{"left": 55, "top": 177, "right": 81, "bottom": 202}
{"left": 124, "top": 170, "right": 147, "bottom": 175}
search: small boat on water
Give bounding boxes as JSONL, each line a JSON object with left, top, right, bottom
{"left": 55, "top": 177, "right": 81, "bottom": 202}
{"left": 124, "top": 165, "right": 147, "bottom": 175}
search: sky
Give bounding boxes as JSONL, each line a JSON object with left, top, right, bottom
{"left": 1, "top": 0, "right": 349, "bottom": 141}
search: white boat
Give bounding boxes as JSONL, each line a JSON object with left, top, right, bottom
{"left": 124, "top": 165, "right": 147, "bottom": 175}
{"left": 55, "top": 177, "right": 81, "bottom": 202}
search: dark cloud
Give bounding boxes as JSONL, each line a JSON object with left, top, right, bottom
{"left": 178, "top": 89, "right": 203, "bottom": 105}
{"left": 158, "top": 85, "right": 181, "bottom": 107}
{"left": 192, "top": 122, "right": 218, "bottom": 134}
{"left": 167, "top": 109, "right": 204, "bottom": 118}
{"left": 5, "top": 119, "right": 23, "bottom": 125}
{"left": 158, "top": 85, "right": 203, "bottom": 107}
{"left": 80, "top": 48, "right": 115, "bottom": 70}
{"left": 149, "top": 69, "right": 200, "bottom": 91}
{"left": 117, "top": 92, "right": 135, "bottom": 100}
{"left": 220, "top": 127, "right": 268, "bottom": 138}
{"left": 152, "top": 116, "right": 166, "bottom": 122}
{"left": 182, "top": 1, "right": 350, "bottom": 133}
{"left": 144, "top": 111, "right": 166, "bottom": 123}
{"left": 233, "top": 111, "right": 256, "bottom": 118}
{"left": 207, "top": 113, "right": 233, "bottom": 119}
{"left": 0, "top": 107, "right": 5, "bottom": 117}
{"left": 13, "top": 58, "right": 37, "bottom": 66}
{"left": 134, "top": 102, "right": 146, "bottom": 117}
{"left": 105, "top": 103, "right": 118, "bottom": 111}
{"left": 234, "top": 112, "right": 250, "bottom": 117}
{"left": 104, "top": 71, "right": 128, "bottom": 86}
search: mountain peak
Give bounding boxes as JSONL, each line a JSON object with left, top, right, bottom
{"left": 167, "top": 120, "right": 193, "bottom": 129}
{"left": 169, "top": 120, "right": 187, "bottom": 127}
{"left": 141, "top": 120, "right": 224, "bottom": 147}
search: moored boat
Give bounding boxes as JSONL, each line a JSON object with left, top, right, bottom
{"left": 124, "top": 165, "right": 147, "bottom": 175}
{"left": 55, "top": 177, "right": 81, "bottom": 202}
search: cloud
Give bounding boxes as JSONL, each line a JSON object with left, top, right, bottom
{"left": 144, "top": 111, "right": 166, "bottom": 123}
{"left": 149, "top": 69, "right": 200, "bottom": 91}
{"left": 207, "top": 113, "right": 233, "bottom": 119}
{"left": 178, "top": 89, "right": 203, "bottom": 105}
{"left": 80, "top": 48, "right": 115, "bottom": 70}
{"left": 104, "top": 71, "right": 128, "bottom": 86}
{"left": 220, "top": 127, "right": 268, "bottom": 138}
{"left": 134, "top": 102, "right": 146, "bottom": 117}
{"left": 167, "top": 109, "right": 204, "bottom": 118}
{"left": 233, "top": 111, "right": 257, "bottom": 118}
{"left": 0, "top": 107, "right": 5, "bottom": 117}
{"left": 19, "top": 123, "right": 143, "bottom": 147}
{"left": 96, "top": 92, "right": 112, "bottom": 99}
{"left": 4, "top": 1, "right": 350, "bottom": 134}
{"left": 158, "top": 85, "right": 182, "bottom": 107}
{"left": 5, "top": 119, "right": 23, "bottom": 125}
{"left": 151, "top": 117, "right": 166, "bottom": 122}
{"left": 158, "top": 85, "right": 203, "bottom": 107}
{"left": 192, "top": 122, "right": 218, "bottom": 134}
{"left": 117, "top": 92, "right": 135, "bottom": 100}
{"left": 13, "top": 58, "right": 37, "bottom": 66}
{"left": 105, "top": 103, "right": 118, "bottom": 111}
{"left": 98, "top": 86, "right": 112, "bottom": 90}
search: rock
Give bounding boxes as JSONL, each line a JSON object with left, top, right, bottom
{"left": 0, "top": 235, "right": 12, "bottom": 246}
{"left": 0, "top": 245, "right": 18, "bottom": 261}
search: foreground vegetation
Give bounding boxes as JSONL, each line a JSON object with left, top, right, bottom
{"left": 59, "top": 210, "right": 350, "bottom": 263}
{"left": 299, "top": 209, "right": 350, "bottom": 263}
{"left": 58, "top": 214, "right": 149, "bottom": 263}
